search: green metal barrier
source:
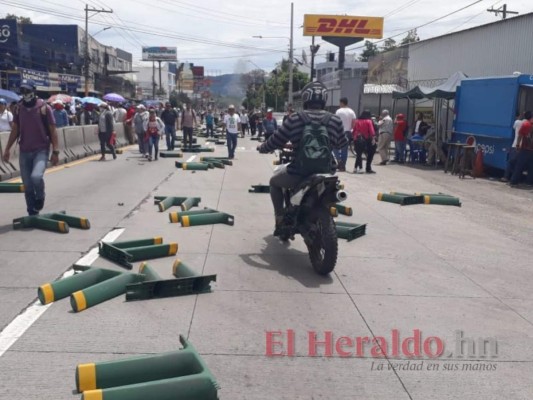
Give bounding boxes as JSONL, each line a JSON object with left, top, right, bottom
{"left": 169, "top": 208, "right": 218, "bottom": 224}
{"left": 154, "top": 196, "right": 201, "bottom": 212}
{"left": 175, "top": 161, "right": 210, "bottom": 171}
{"left": 180, "top": 147, "right": 215, "bottom": 153}
{"left": 390, "top": 192, "right": 461, "bottom": 207}
{"left": 334, "top": 203, "right": 353, "bottom": 216}
{"left": 0, "top": 182, "right": 25, "bottom": 193}
{"left": 200, "top": 157, "right": 232, "bottom": 166}
{"left": 76, "top": 335, "right": 219, "bottom": 400}
{"left": 159, "top": 152, "right": 184, "bottom": 158}
{"left": 99, "top": 237, "right": 178, "bottom": 270}
{"left": 335, "top": 221, "right": 367, "bottom": 242}
{"left": 180, "top": 197, "right": 201, "bottom": 211}
{"left": 13, "top": 211, "right": 91, "bottom": 233}
{"left": 125, "top": 259, "right": 216, "bottom": 300}
{"left": 248, "top": 184, "right": 270, "bottom": 193}
{"left": 377, "top": 193, "right": 424, "bottom": 205}
{"left": 181, "top": 212, "right": 234, "bottom": 227}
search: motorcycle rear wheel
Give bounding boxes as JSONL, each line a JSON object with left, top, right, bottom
{"left": 307, "top": 208, "right": 338, "bottom": 275}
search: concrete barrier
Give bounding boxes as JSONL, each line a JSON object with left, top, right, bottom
{"left": 55, "top": 127, "right": 72, "bottom": 164}
{"left": 63, "top": 126, "right": 89, "bottom": 159}
{"left": 114, "top": 123, "right": 128, "bottom": 147}
{"left": 0, "top": 131, "right": 19, "bottom": 180}
{"left": 82, "top": 125, "right": 99, "bottom": 154}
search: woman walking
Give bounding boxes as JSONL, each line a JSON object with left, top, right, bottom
{"left": 352, "top": 110, "right": 376, "bottom": 174}
{"left": 143, "top": 109, "right": 164, "bottom": 161}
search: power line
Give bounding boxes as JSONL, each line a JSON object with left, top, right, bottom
{"left": 383, "top": 0, "right": 422, "bottom": 18}
{"left": 345, "top": 0, "right": 485, "bottom": 54}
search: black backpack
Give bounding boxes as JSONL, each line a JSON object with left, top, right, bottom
{"left": 295, "top": 111, "right": 333, "bottom": 175}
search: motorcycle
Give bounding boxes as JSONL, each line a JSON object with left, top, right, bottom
{"left": 259, "top": 144, "right": 347, "bottom": 275}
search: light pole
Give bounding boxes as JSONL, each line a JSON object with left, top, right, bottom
{"left": 91, "top": 26, "right": 112, "bottom": 37}
{"left": 246, "top": 60, "right": 266, "bottom": 110}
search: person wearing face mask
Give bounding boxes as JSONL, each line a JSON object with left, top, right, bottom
{"left": 0, "top": 98, "right": 13, "bottom": 132}
{"left": 52, "top": 100, "right": 69, "bottom": 128}
{"left": 1, "top": 79, "right": 59, "bottom": 216}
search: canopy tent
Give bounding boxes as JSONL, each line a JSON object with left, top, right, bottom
{"left": 392, "top": 71, "right": 468, "bottom": 100}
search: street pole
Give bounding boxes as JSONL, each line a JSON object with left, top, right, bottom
{"left": 152, "top": 61, "right": 156, "bottom": 98}
{"left": 288, "top": 2, "right": 294, "bottom": 107}
{"left": 158, "top": 60, "right": 162, "bottom": 97}
{"left": 84, "top": 4, "right": 113, "bottom": 97}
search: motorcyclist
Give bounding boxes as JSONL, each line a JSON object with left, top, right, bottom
{"left": 258, "top": 81, "right": 347, "bottom": 236}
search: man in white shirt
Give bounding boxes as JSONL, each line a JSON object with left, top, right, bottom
{"left": 335, "top": 97, "right": 356, "bottom": 172}
{"left": 223, "top": 104, "right": 241, "bottom": 159}
{"left": 377, "top": 109, "right": 393, "bottom": 165}
{"left": 0, "top": 98, "right": 13, "bottom": 132}
{"left": 502, "top": 111, "right": 524, "bottom": 182}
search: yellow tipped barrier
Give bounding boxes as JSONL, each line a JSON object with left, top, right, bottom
{"left": 330, "top": 207, "right": 338, "bottom": 217}
{"left": 99, "top": 237, "right": 179, "bottom": 270}
{"left": 75, "top": 335, "right": 219, "bottom": 400}
{"left": 388, "top": 192, "right": 462, "bottom": 207}
{"left": 200, "top": 157, "right": 233, "bottom": 166}
{"left": 377, "top": 193, "right": 424, "bottom": 206}
{"left": 38, "top": 265, "right": 145, "bottom": 312}
{"left": 159, "top": 152, "right": 184, "bottom": 158}
{"left": 13, "top": 211, "right": 91, "bottom": 233}
{"left": 126, "top": 260, "right": 216, "bottom": 300}
{"left": 0, "top": 182, "right": 25, "bottom": 193}
{"left": 180, "top": 212, "right": 234, "bottom": 227}
{"left": 169, "top": 208, "right": 218, "bottom": 224}
{"left": 154, "top": 196, "right": 201, "bottom": 212}
{"left": 175, "top": 161, "right": 210, "bottom": 171}
{"left": 334, "top": 204, "right": 353, "bottom": 216}
{"left": 336, "top": 221, "right": 367, "bottom": 242}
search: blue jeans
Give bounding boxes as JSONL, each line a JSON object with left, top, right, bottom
{"left": 206, "top": 124, "right": 214, "bottom": 137}
{"left": 510, "top": 149, "right": 533, "bottom": 185}
{"left": 334, "top": 131, "right": 350, "bottom": 165}
{"left": 504, "top": 147, "right": 518, "bottom": 180}
{"left": 395, "top": 140, "right": 406, "bottom": 162}
{"left": 147, "top": 135, "right": 159, "bottom": 158}
{"left": 226, "top": 131, "right": 238, "bottom": 159}
{"left": 164, "top": 125, "right": 176, "bottom": 150}
{"left": 19, "top": 149, "right": 49, "bottom": 215}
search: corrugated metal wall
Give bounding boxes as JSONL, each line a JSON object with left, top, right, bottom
{"left": 408, "top": 13, "right": 533, "bottom": 84}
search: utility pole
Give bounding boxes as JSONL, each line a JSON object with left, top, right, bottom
{"left": 487, "top": 4, "right": 518, "bottom": 19}
{"left": 158, "top": 60, "right": 162, "bottom": 97}
{"left": 310, "top": 36, "right": 320, "bottom": 81}
{"left": 152, "top": 61, "right": 156, "bottom": 98}
{"left": 84, "top": 4, "right": 113, "bottom": 96}
{"left": 288, "top": 2, "right": 294, "bottom": 107}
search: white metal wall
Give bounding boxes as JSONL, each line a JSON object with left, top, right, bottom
{"left": 408, "top": 13, "right": 533, "bottom": 83}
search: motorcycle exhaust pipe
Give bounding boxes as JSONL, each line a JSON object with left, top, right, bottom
{"left": 336, "top": 190, "right": 348, "bottom": 202}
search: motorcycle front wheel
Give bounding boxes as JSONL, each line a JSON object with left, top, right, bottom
{"left": 306, "top": 208, "right": 338, "bottom": 275}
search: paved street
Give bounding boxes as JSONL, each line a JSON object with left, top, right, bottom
{"left": 1, "top": 137, "right": 533, "bottom": 399}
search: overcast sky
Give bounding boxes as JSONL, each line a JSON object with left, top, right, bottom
{"left": 1, "top": 0, "right": 531, "bottom": 74}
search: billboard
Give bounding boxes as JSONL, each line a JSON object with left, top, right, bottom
{"left": 0, "top": 19, "right": 18, "bottom": 54}
{"left": 142, "top": 46, "right": 177, "bottom": 61}
{"left": 303, "top": 14, "right": 383, "bottom": 39}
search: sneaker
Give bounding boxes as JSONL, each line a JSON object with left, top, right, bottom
{"left": 34, "top": 198, "right": 45, "bottom": 211}
{"left": 366, "top": 170, "right": 376, "bottom": 174}
{"left": 500, "top": 177, "right": 509, "bottom": 183}
{"left": 99, "top": 156, "right": 106, "bottom": 161}
{"left": 357, "top": 168, "right": 364, "bottom": 174}
{"left": 379, "top": 160, "right": 388, "bottom": 165}
{"left": 147, "top": 155, "right": 152, "bottom": 162}
{"left": 113, "top": 153, "right": 117, "bottom": 160}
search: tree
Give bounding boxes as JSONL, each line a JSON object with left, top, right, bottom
{"left": 5, "top": 14, "right": 32, "bottom": 24}
{"left": 381, "top": 38, "right": 397, "bottom": 53}
{"left": 358, "top": 41, "right": 379, "bottom": 62}
{"left": 401, "top": 29, "right": 420, "bottom": 46}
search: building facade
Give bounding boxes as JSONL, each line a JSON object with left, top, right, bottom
{"left": 0, "top": 19, "right": 133, "bottom": 96}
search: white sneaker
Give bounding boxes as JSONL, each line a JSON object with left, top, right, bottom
{"left": 357, "top": 168, "right": 364, "bottom": 174}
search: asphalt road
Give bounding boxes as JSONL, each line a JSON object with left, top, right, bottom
{"left": 1, "top": 135, "right": 532, "bottom": 399}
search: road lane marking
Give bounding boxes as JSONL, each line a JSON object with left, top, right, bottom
{"left": 0, "top": 228, "right": 125, "bottom": 357}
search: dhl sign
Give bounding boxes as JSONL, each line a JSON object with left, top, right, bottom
{"left": 303, "top": 14, "right": 384, "bottom": 39}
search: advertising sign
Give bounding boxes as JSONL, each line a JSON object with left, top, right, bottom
{"left": 142, "top": 46, "right": 178, "bottom": 61}
{"left": 0, "top": 19, "right": 18, "bottom": 53}
{"left": 16, "top": 67, "right": 50, "bottom": 87}
{"left": 303, "top": 14, "right": 383, "bottom": 39}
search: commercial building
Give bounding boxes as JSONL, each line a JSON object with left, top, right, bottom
{"left": 0, "top": 18, "right": 134, "bottom": 96}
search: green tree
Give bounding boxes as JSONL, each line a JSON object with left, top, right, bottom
{"left": 5, "top": 14, "right": 32, "bottom": 24}
{"left": 358, "top": 41, "right": 379, "bottom": 62}
{"left": 381, "top": 38, "right": 397, "bottom": 52}
{"left": 400, "top": 29, "right": 420, "bottom": 45}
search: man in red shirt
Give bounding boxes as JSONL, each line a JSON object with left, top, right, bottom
{"left": 510, "top": 110, "right": 533, "bottom": 186}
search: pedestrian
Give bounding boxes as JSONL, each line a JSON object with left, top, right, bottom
{"left": 143, "top": 109, "right": 164, "bottom": 161}
{"left": 249, "top": 111, "right": 258, "bottom": 136}
{"left": 179, "top": 102, "right": 197, "bottom": 148}
{"left": 124, "top": 104, "right": 137, "bottom": 145}
{"left": 510, "top": 110, "right": 533, "bottom": 187}
{"left": 1, "top": 79, "right": 59, "bottom": 216}
{"left": 352, "top": 109, "right": 376, "bottom": 174}
{"left": 133, "top": 105, "right": 148, "bottom": 156}
{"left": 240, "top": 110, "right": 249, "bottom": 137}
{"left": 393, "top": 113, "right": 407, "bottom": 163}
{"left": 501, "top": 111, "right": 523, "bottom": 182}
{"left": 377, "top": 109, "right": 393, "bottom": 165}
{"left": 0, "top": 98, "right": 14, "bottom": 132}
{"left": 262, "top": 109, "right": 278, "bottom": 141}
{"left": 335, "top": 97, "right": 356, "bottom": 171}
{"left": 52, "top": 100, "right": 69, "bottom": 128}
{"left": 97, "top": 102, "right": 116, "bottom": 161}
{"left": 160, "top": 102, "right": 179, "bottom": 150}
{"left": 223, "top": 104, "right": 241, "bottom": 159}
{"left": 205, "top": 110, "right": 215, "bottom": 138}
